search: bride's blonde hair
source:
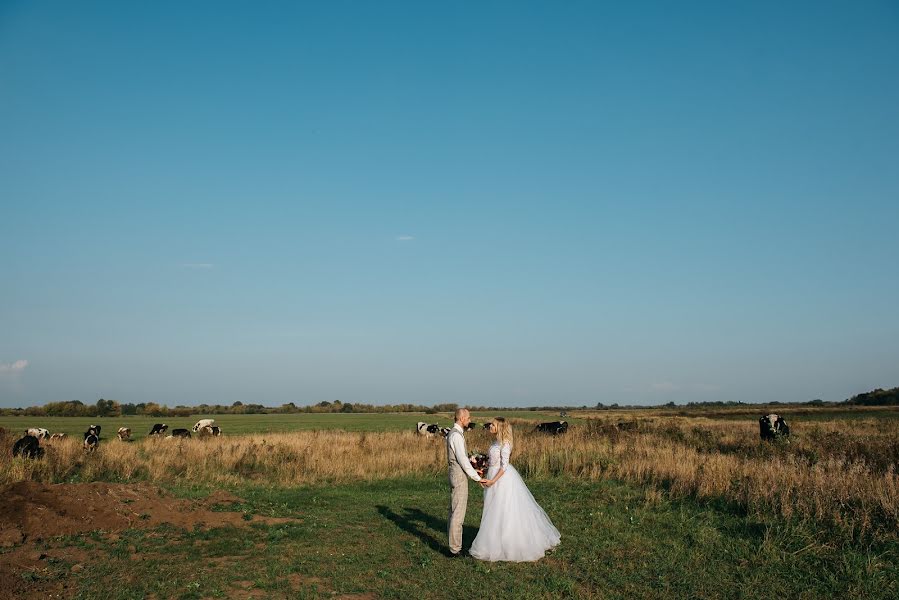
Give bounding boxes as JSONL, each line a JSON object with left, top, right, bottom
{"left": 493, "top": 417, "right": 513, "bottom": 448}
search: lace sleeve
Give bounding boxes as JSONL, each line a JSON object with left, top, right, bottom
{"left": 500, "top": 443, "right": 511, "bottom": 469}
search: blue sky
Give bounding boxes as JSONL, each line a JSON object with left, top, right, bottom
{"left": 1, "top": 1, "right": 897, "bottom": 408}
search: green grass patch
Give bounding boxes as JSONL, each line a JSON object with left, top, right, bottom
{"left": 44, "top": 477, "right": 899, "bottom": 599}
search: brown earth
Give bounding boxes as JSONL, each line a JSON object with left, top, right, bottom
{"left": 0, "top": 481, "right": 296, "bottom": 599}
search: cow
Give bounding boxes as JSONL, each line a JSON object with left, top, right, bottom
{"left": 465, "top": 422, "right": 478, "bottom": 431}
{"left": 149, "top": 423, "right": 168, "bottom": 436}
{"left": 170, "top": 428, "right": 191, "bottom": 438}
{"left": 12, "top": 435, "right": 44, "bottom": 459}
{"left": 416, "top": 422, "right": 441, "bottom": 437}
{"left": 117, "top": 427, "right": 132, "bottom": 441}
{"left": 439, "top": 427, "right": 451, "bottom": 437}
{"left": 49, "top": 433, "right": 67, "bottom": 441}
{"left": 192, "top": 419, "right": 215, "bottom": 433}
{"left": 84, "top": 425, "right": 101, "bottom": 440}
{"left": 759, "top": 414, "right": 790, "bottom": 441}
{"left": 26, "top": 427, "right": 50, "bottom": 440}
{"left": 83, "top": 434, "right": 99, "bottom": 452}
{"left": 197, "top": 425, "right": 221, "bottom": 437}
{"left": 536, "top": 421, "right": 568, "bottom": 435}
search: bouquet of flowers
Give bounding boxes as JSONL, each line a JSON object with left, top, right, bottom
{"left": 469, "top": 453, "right": 488, "bottom": 478}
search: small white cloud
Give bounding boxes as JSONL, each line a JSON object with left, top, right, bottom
{"left": 395, "top": 235, "right": 415, "bottom": 241}
{"left": 181, "top": 263, "right": 214, "bottom": 269}
{"left": 651, "top": 382, "right": 679, "bottom": 392}
{"left": 0, "top": 359, "right": 28, "bottom": 375}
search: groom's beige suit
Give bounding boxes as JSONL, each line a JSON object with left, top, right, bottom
{"left": 446, "top": 423, "right": 482, "bottom": 555}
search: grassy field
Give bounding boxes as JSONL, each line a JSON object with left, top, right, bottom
{"left": 2, "top": 408, "right": 898, "bottom": 598}
{"left": 13, "top": 477, "right": 899, "bottom": 599}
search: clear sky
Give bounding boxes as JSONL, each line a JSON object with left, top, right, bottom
{"left": 1, "top": 1, "right": 897, "bottom": 408}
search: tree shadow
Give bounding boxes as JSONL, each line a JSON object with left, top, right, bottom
{"left": 376, "top": 505, "right": 478, "bottom": 556}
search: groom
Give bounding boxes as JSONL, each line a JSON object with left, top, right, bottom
{"left": 446, "top": 408, "right": 484, "bottom": 558}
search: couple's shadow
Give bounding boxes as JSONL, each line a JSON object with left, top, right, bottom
{"left": 376, "top": 506, "right": 477, "bottom": 556}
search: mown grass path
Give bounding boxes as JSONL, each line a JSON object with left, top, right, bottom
{"left": 52, "top": 476, "right": 899, "bottom": 599}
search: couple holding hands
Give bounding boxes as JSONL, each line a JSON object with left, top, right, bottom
{"left": 446, "top": 408, "right": 560, "bottom": 561}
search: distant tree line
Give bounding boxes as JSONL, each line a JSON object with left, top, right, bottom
{"left": 0, "top": 387, "right": 895, "bottom": 417}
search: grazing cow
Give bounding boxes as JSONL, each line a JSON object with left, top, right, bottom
{"left": 170, "top": 428, "right": 191, "bottom": 438}
{"left": 465, "top": 422, "right": 478, "bottom": 431}
{"left": 197, "top": 425, "right": 222, "bottom": 437}
{"left": 416, "top": 422, "right": 442, "bottom": 437}
{"left": 439, "top": 427, "right": 451, "bottom": 437}
{"left": 84, "top": 425, "right": 101, "bottom": 440}
{"left": 117, "top": 427, "right": 132, "bottom": 441}
{"left": 149, "top": 423, "right": 168, "bottom": 436}
{"left": 535, "top": 421, "right": 569, "bottom": 435}
{"left": 192, "top": 419, "right": 215, "bottom": 433}
{"left": 26, "top": 428, "right": 50, "bottom": 440}
{"left": 49, "top": 433, "right": 67, "bottom": 441}
{"left": 12, "top": 435, "right": 45, "bottom": 459}
{"left": 83, "top": 434, "right": 99, "bottom": 452}
{"left": 759, "top": 414, "right": 790, "bottom": 441}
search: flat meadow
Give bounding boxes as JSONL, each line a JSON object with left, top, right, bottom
{"left": 1, "top": 407, "right": 897, "bottom": 599}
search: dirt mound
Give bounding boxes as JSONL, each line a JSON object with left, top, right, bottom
{"left": 0, "top": 481, "right": 295, "bottom": 599}
{"left": 0, "top": 481, "right": 280, "bottom": 545}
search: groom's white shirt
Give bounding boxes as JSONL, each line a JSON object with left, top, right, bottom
{"left": 449, "top": 423, "right": 482, "bottom": 482}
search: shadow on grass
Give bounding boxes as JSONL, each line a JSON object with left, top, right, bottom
{"left": 376, "top": 506, "right": 479, "bottom": 556}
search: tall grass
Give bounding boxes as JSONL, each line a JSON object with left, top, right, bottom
{"left": 2, "top": 416, "right": 897, "bottom": 542}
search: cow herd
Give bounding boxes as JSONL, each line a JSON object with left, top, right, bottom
{"left": 8, "top": 419, "right": 225, "bottom": 459}
{"left": 9, "top": 413, "right": 792, "bottom": 458}
{"left": 415, "top": 419, "right": 572, "bottom": 437}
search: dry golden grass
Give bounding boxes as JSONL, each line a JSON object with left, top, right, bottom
{"left": 2, "top": 415, "right": 897, "bottom": 541}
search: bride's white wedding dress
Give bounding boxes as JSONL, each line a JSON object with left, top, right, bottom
{"left": 469, "top": 441, "right": 561, "bottom": 562}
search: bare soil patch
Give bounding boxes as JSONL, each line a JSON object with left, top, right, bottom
{"left": 0, "top": 481, "right": 295, "bottom": 599}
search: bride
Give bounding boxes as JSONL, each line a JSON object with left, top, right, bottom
{"left": 470, "top": 417, "right": 561, "bottom": 561}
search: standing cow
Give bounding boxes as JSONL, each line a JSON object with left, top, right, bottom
{"left": 117, "top": 427, "right": 132, "bottom": 441}
{"left": 26, "top": 428, "right": 50, "bottom": 440}
{"left": 12, "top": 435, "right": 44, "bottom": 459}
{"left": 759, "top": 414, "right": 790, "bottom": 441}
{"left": 536, "top": 421, "right": 569, "bottom": 435}
{"left": 193, "top": 419, "right": 215, "bottom": 433}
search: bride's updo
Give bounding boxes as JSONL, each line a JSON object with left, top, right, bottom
{"left": 493, "top": 417, "right": 513, "bottom": 448}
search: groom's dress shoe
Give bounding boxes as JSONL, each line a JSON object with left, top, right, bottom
{"left": 449, "top": 551, "right": 466, "bottom": 558}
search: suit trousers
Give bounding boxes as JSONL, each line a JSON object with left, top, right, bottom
{"left": 448, "top": 467, "right": 468, "bottom": 554}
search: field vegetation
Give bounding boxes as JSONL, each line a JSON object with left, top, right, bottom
{"left": 1, "top": 407, "right": 897, "bottom": 598}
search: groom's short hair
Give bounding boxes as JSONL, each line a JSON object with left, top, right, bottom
{"left": 454, "top": 408, "right": 468, "bottom": 422}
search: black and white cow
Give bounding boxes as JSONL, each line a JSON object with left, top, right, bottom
{"left": 84, "top": 425, "right": 101, "bottom": 440}
{"left": 83, "top": 434, "right": 99, "bottom": 452}
{"left": 416, "top": 422, "right": 441, "bottom": 437}
{"left": 197, "top": 425, "right": 222, "bottom": 437}
{"left": 149, "top": 423, "right": 169, "bottom": 436}
{"left": 12, "top": 435, "right": 45, "bottom": 459}
{"left": 759, "top": 414, "right": 790, "bottom": 441}
{"left": 439, "top": 427, "right": 451, "bottom": 437}
{"left": 536, "top": 421, "right": 569, "bottom": 435}
{"left": 193, "top": 419, "right": 215, "bottom": 433}
{"left": 170, "top": 428, "right": 191, "bottom": 439}
{"left": 26, "top": 427, "right": 50, "bottom": 440}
